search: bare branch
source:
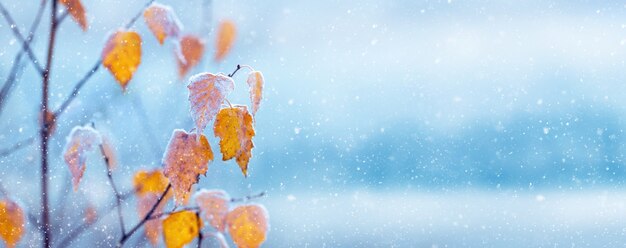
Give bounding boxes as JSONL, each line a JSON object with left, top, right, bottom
{"left": 117, "top": 183, "right": 171, "bottom": 248}
{"left": 0, "top": 1, "right": 46, "bottom": 75}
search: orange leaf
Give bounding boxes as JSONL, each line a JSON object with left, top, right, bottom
{"left": 62, "top": 125, "right": 102, "bottom": 191}
{"left": 102, "top": 30, "right": 142, "bottom": 90}
{"left": 246, "top": 71, "right": 264, "bottom": 115}
{"left": 176, "top": 35, "right": 205, "bottom": 77}
{"left": 225, "top": 204, "right": 269, "bottom": 248}
{"left": 214, "top": 106, "right": 255, "bottom": 176}
{"left": 214, "top": 20, "right": 236, "bottom": 62}
{"left": 133, "top": 169, "right": 171, "bottom": 245}
{"left": 0, "top": 200, "right": 24, "bottom": 248}
{"left": 60, "top": 0, "right": 87, "bottom": 31}
{"left": 194, "top": 189, "right": 230, "bottom": 232}
{"left": 162, "top": 210, "right": 202, "bottom": 248}
{"left": 188, "top": 73, "right": 234, "bottom": 134}
{"left": 162, "top": 130, "right": 213, "bottom": 205}
{"left": 143, "top": 3, "right": 182, "bottom": 44}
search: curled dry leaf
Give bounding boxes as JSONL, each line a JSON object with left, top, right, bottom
{"left": 143, "top": 3, "right": 182, "bottom": 44}
{"left": 176, "top": 35, "right": 205, "bottom": 77}
{"left": 0, "top": 200, "right": 24, "bottom": 248}
{"left": 214, "top": 20, "right": 236, "bottom": 62}
{"left": 225, "top": 204, "right": 269, "bottom": 248}
{"left": 214, "top": 106, "right": 255, "bottom": 177}
{"left": 102, "top": 30, "right": 142, "bottom": 90}
{"left": 133, "top": 169, "right": 171, "bottom": 245}
{"left": 162, "top": 130, "right": 213, "bottom": 205}
{"left": 246, "top": 71, "right": 264, "bottom": 115}
{"left": 162, "top": 210, "right": 202, "bottom": 248}
{"left": 60, "top": 0, "right": 87, "bottom": 31}
{"left": 194, "top": 189, "right": 230, "bottom": 232}
{"left": 188, "top": 72, "right": 234, "bottom": 134}
{"left": 38, "top": 110, "right": 57, "bottom": 137}
{"left": 62, "top": 125, "right": 102, "bottom": 190}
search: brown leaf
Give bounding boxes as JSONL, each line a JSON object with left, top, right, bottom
{"left": 214, "top": 106, "right": 255, "bottom": 176}
{"left": 143, "top": 3, "right": 182, "bottom": 44}
{"left": 162, "top": 130, "right": 213, "bottom": 205}
{"left": 101, "top": 30, "right": 142, "bottom": 90}
{"left": 246, "top": 71, "right": 264, "bottom": 115}
{"left": 225, "top": 204, "right": 269, "bottom": 248}
{"left": 62, "top": 125, "right": 102, "bottom": 190}
{"left": 0, "top": 200, "right": 24, "bottom": 248}
{"left": 188, "top": 72, "right": 234, "bottom": 134}
{"left": 176, "top": 35, "right": 205, "bottom": 77}
{"left": 84, "top": 205, "right": 97, "bottom": 224}
{"left": 162, "top": 210, "right": 202, "bottom": 248}
{"left": 194, "top": 189, "right": 230, "bottom": 232}
{"left": 60, "top": 0, "right": 87, "bottom": 31}
{"left": 214, "top": 20, "right": 236, "bottom": 62}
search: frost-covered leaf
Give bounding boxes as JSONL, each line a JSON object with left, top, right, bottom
{"left": 246, "top": 71, "right": 264, "bottom": 115}
{"left": 214, "top": 20, "right": 236, "bottom": 62}
{"left": 214, "top": 106, "right": 255, "bottom": 177}
{"left": 225, "top": 204, "right": 269, "bottom": 248}
{"left": 188, "top": 73, "right": 234, "bottom": 134}
{"left": 162, "top": 210, "right": 202, "bottom": 248}
{"left": 194, "top": 189, "right": 230, "bottom": 232}
{"left": 0, "top": 200, "right": 24, "bottom": 248}
{"left": 176, "top": 35, "right": 205, "bottom": 78}
{"left": 63, "top": 125, "right": 102, "bottom": 190}
{"left": 102, "top": 30, "right": 142, "bottom": 90}
{"left": 60, "top": 0, "right": 87, "bottom": 31}
{"left": 162, "top": 130, "right": 213, "bottom": 205}
{"left": 143, "top": 3, "right": 182, "bottom": 44}
{"left": 133, "top": 169, "right": 171, "bottom": 245}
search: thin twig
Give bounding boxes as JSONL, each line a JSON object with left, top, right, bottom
{"left": 40, "top": 0, "right": 60, "bottom": 246}
{"left": 230, "top": 191, "right": 266, "bottom": 203}
{"left": 146, "top": 207, "right": 200, "bottom": 221}
{"left": 196, "top": 211, "right": 203, "bottom": 248}
{"left": 0, "top": 136, "right": 35, "bottom": 157}
{"left": 0, "top": 1, "right": 45, "bottom": 75}
{"left": 92, "top": 123, "right": 127, "bottom": 235}
{"left": 117, "top": 183, "right": 171, "bottom": 248}
{"left": 227, "top": 64, "right": 241, "bottom": 77}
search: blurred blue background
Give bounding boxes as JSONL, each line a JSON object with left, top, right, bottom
{"left": 2, "top": 0, "right": 626, "bottom": 247}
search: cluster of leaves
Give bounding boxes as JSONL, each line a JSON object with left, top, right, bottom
{"left": 0, "top": 1, "right": 267, "bottom": 247}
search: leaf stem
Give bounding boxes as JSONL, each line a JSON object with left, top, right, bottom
{"left": 227, "top": 64, "right": 242, "bottom": 77}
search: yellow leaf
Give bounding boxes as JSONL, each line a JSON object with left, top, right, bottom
{"left": 188, "top": 72, "right": 234, "bottom": 134}
{"left": 102, "top": 30, "right": 142, "bottom": 90}
{"left": 0, "top": 200, "right": 24, "bottom": 248}
{"left": 176, "top": 35, "right": 205, "bottom": 77}
{"left": 226, "top": 204, "right": 269, "bottom": 248}
{"left": 62, "top": 125, "right": 102, "bottom": 191}
{"left": 214, "top": 106, "right": 255, "bottom": 176}
{"left": 194, "top": 189, "right": 230, "bottom": 232}
{"left": 162, "top": 210, "right": 202, "bottom": 248}
{"left": 143, "top": 3, "right": 181, "bottom": 44}
{"left": 60, "top": 0, "right": 87, "bottom": 31}
{"left": 214, "top": 20, "right": 236, "bottom": 62}
{"left": 133, "top": 169, "right": 171, "bottom": 245}
{"left": 162, "top": 130, "right": 213, "bottom": 205}
{"left": 246, "top": 71, "right": 264, "bottom": 115}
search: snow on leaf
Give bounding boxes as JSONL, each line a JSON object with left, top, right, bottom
{"left": 60, "top": 0, "right": 87, "bottom": 31}
{"left": 0, "top": 200, "right": 24, "bottom": 248}
{"left": 101, "top": 30, "right": 142, "bottom": 90}
{"left": 162, "top": 130, "right": 213, "bottom": 205}
{"left": 214, "top": 20, "right": 236, "bottom": 62}
{"left": 162, "top": 210, "right": 202, "bottom": 248}
{"left": 246, "top": 71, "right": 264, "bottom": 115}
{"left": 188, "top": 72, "right": 234, "bottom": 134}
{"left": 62, "top": 125, "right": 102, "bottom": 191}
{"left": 225, "top": 204, "right": 269, "bottom": 248}
{"left": 133, "top": 169, "right": 171, "bottom": 245}
{"left": 194, "top": 189, "right": 230, "bottom": 232}
{"left": 176, "top": 35, "right": 205, "bottom": 78}
{"left": 214, "top": 106, "right": 255, "bottom": 177}
{"left": 143, "top": 3, "right": 182, "bottom": 44}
